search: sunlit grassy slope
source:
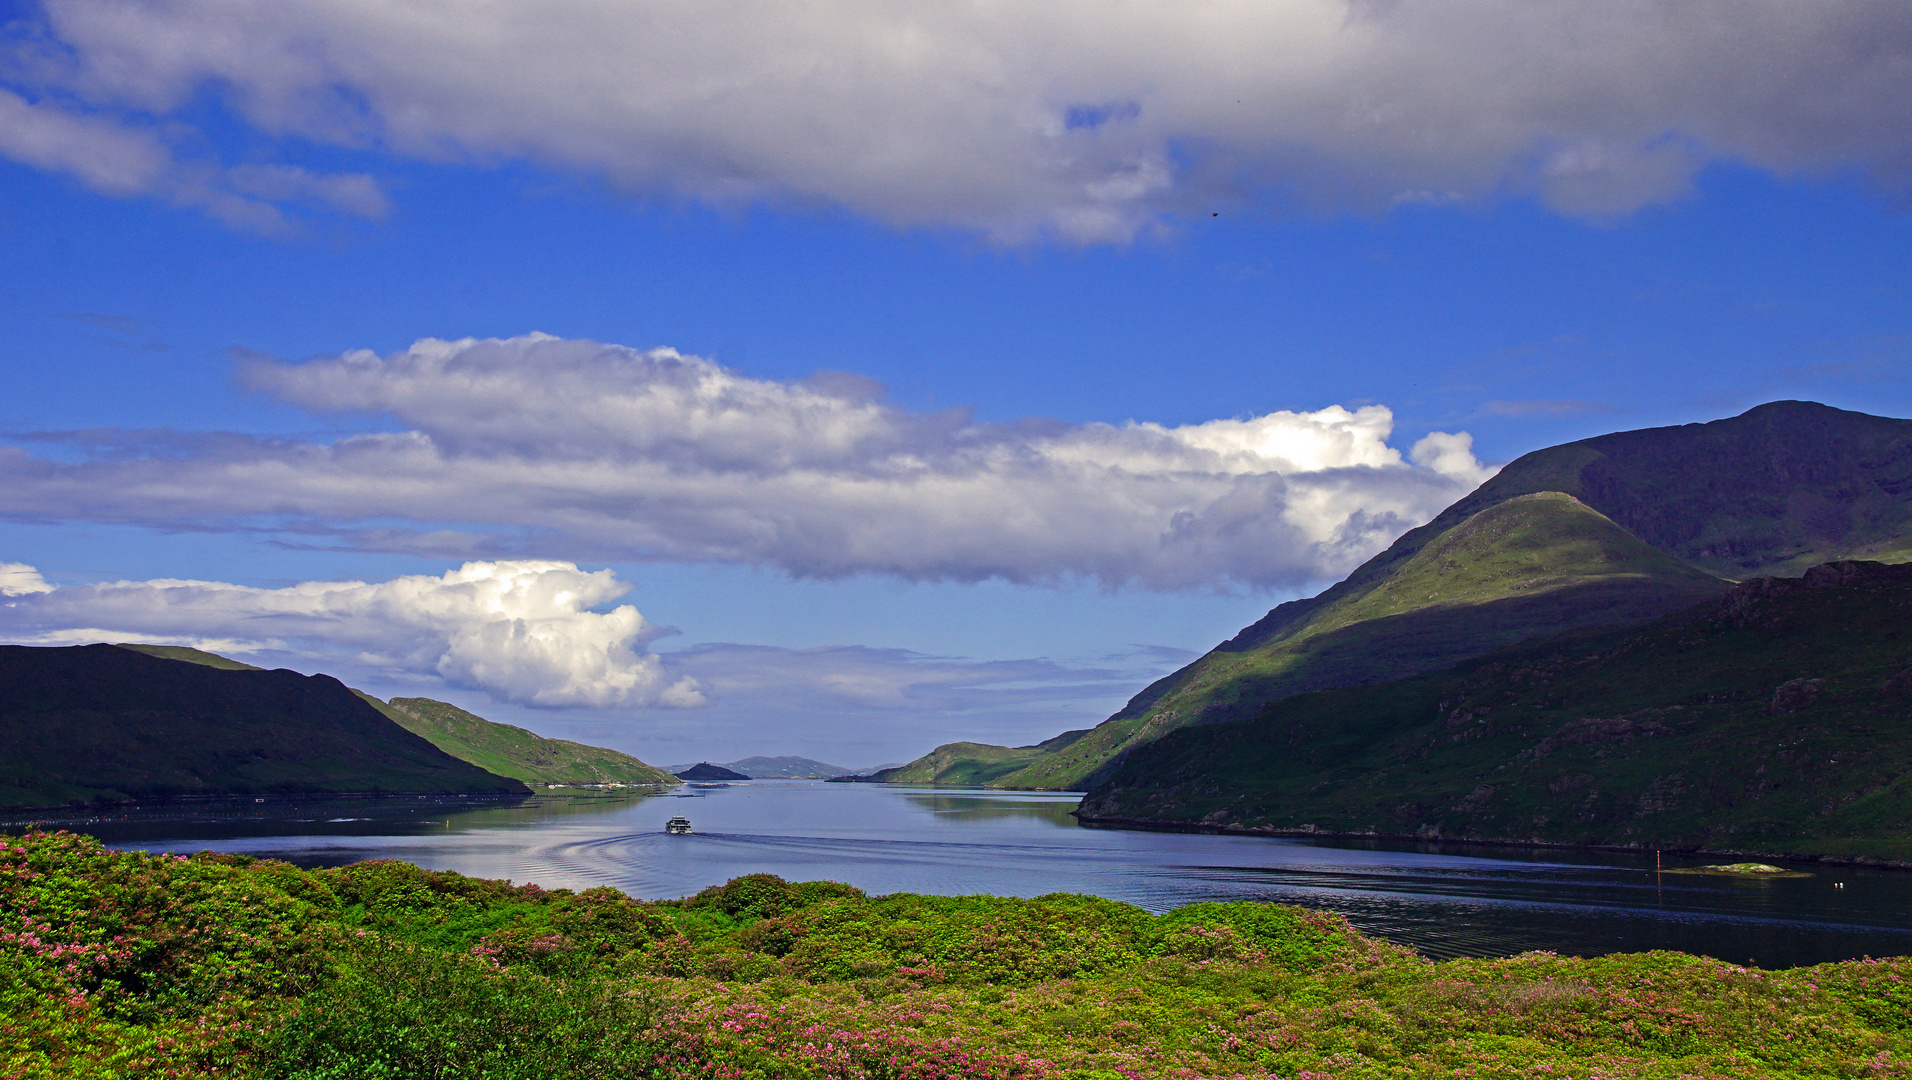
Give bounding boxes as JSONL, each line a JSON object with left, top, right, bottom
{"left": 0, "top": 644, "right": 527, "bottom": 807}
{"left": 1080, "top": 561, "right": 1912, "bottom": 862}
{"left": 897, "top": 401, "right": 1912, "bottom": 792}
{"left": 382, "top": 697, "right": 679, "bottom": 787}
{"left": 868, "top": 731, "right": 1089, "bottom": 785}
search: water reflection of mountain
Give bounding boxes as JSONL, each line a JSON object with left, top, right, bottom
{"left": 11, "top": 790, "right": 663, "bottom": 846}
{"left": 898, "top": 788, "right": 1081, "bottom": 827}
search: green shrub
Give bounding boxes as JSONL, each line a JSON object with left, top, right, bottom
{"left": 258, "top": 938, "right": 661, "bottom": 1079}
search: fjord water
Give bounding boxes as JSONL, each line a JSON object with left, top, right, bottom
{"left": 28, "top": 779, "right": 1912, "bottom": 969}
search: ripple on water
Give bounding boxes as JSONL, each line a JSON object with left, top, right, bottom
{"left": 51, "top": 780, "right": 1912, "bottom": 968}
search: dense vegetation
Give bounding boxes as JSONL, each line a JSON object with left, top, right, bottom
{"left": 1082, "top": 561, "right": 1912, "bottom": 862}
{"left": 882, "top": 401, "right": 1912, "bottom": 792}
{"left": 0, "top": 645, "right": 527, "bottom": 808}
{"left": 5, "top": 830, "right": 1911, "bottom": 1078}
{"left": 379, "top": 697, "right": 679, "bottom": 788}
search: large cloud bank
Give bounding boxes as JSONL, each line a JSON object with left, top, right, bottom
{"left": 0, "top": 334, "right": 1490, "bottom": 590}
{"left": 3, "top": 2, "right": 1907, "bottom": 239}
{"left": 0, "top": 558, "right": 706, "bottom": 708}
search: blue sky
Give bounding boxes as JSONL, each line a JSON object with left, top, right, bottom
{"left": 2, "top": 1, "right": 1909, "bottom": 768}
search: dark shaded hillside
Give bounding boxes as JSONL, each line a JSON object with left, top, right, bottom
{"left": 1079, "top": 561, "right": 1912, "bottom": 863}
{"left": 0, "top": 644, "right": 528, "bottom": 807}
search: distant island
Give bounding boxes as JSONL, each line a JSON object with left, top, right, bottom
{"left": 0, "top": 643, "right": 681, "bottom": 808}
{"left": 673, "top": 762, "right": 752, "bottom": 781}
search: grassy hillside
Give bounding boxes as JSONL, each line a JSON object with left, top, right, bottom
{"left": 870, "top": 729, "right": 1092, "bottom": 785}
{"left": 0, "top": 644, "right": 527, "bottom": 807}
{"left": 11, "top": 831, "right": 1912, "bottom": 1079}
{"left": 903, "top": 401, "right": 1912, "bottom": 792}
{"left": 1079, "top": 560, "right": 1912, "bottom": 863}
{"left": 379, "top": 697, "right": 679, "bottom": 787}
{"left": 113, "top": 643, "right": 265, "bottom": 671}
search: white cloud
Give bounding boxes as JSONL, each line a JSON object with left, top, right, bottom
{"left": 1410, "top": 431, "right": 1496, "bottom": 488}
{"left": 0, "top": 559, "right": 705, "bottom": 709}
{"left": 0, "top": 562, "right": 54, "bottom": 596}
{"left": 666, "top": 643, "right": 1144, "bottom": 713}
{"left": 6, "top": 1, "right": 1908, "bottom": 240}
{"left": 0, "top": 87, "right": 387, "bottom": 231}
{"left": 0, "top": 334, "right": 1491, "bottom": 590}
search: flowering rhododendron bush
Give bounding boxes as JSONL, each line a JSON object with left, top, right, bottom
{"left": 3, "top": 831, "right": 1911, "bottom": 1078}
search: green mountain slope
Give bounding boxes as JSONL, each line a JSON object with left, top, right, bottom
{"left": 0, "top": 644, "right": 528, "bottom": 807}
{"left": 381, "top": 697, "right": 680, "bottom": 787}
{"left": 903, "top": 401, "right": 1912, "bottom": 792}
{"left": 1009, "top": 492, "right": 1729, "bottom": 789}
{"left": 1078, "top": 561, "right": 1912, "bottom": 863}
{"left": 115, "top": 643, "right": 266, "bottom": 671}
{"left": 868, "top": 729, "right": 1091, "bottom": 785}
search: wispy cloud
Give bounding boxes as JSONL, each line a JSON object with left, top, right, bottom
{"left": 0, "top": 334, "right": 1494, "bottom": 590}
{"left": 644, "top": 641, "right": 1196, "bottom": 761}
{"left": 4, "top": 2, "right": 1908, "bottom": 241}
{"left": 0, "top": 88, "right": 386, "bottom": 233}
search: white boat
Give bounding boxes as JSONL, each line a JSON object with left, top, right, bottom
{"left": 665, "top": 815, "right": 692, "bottom": 834}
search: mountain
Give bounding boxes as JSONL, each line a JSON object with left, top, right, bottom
{"left": 0, "top": 644, "right": 528, "bottom": 807}
{"left": 114, "top": 644, "right": 679, "bottom": 790}
{"left": 379, "top": 697, "right": 679, "bottom": 787}
{"left": 681, "top": 756, "right": 855, "bottom": 778}
{"left": 863, "top": 731, "right": 1093, "bottom": 785}
{"left": 885, "top": 401, "right": 1912, "bottom": 792}
{"left": 116, "top": 643, "right": 266, "bottom": 671}
{"left": 1078, "top": 561, "right": 1912, "bottom": 863}
{"left": 675, "top": 762, "right": 751, "bottom": 781}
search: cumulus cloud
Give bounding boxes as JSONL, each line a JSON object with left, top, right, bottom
{"left": 0, "top": 558, "right": 705, "bottom": 708}
{"left": 0, "top": 562, "right": 54, "bottom": 596}
{"left": 0, "top": 334, "right": 1490, "bottom": 590}
{"left": 4, "top": 1, "right": 1908, "bottom": 240}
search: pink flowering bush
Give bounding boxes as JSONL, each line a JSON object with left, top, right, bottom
{"left": 4, "top": 830, "right": 1912, "bottom": 1079}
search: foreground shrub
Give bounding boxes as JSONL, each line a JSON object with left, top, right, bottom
{"left": 4, "top": 833, "right": 1911, "bottom": 1079}
{"left": 258, "top": 938, "right": 660, "bottom": 1080}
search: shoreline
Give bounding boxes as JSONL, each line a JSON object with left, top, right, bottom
{"left": 0, "top": 789, "right": 538, "bottom": 820}
{"left": 1072, "top": 812, "right": 1912, "bottom": 871}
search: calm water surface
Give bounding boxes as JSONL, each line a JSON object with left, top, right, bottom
{"left": 18, "top": 780, "right": 1912, "bottom": 969}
